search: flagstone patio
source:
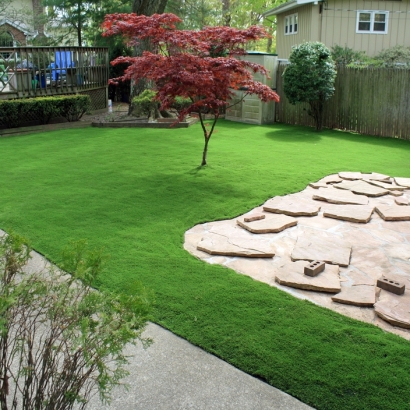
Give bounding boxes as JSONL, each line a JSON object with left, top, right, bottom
{"left": 184, "top": 172, "right": 410, "bottom": 340}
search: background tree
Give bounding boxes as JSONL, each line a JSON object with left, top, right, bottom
{"left": 283, "top": 42, "right": 336, "bottom": 131}
{"left": 0, "top": 232, "right": 152, "bottom": 409}
{"left": 102, "top": 13, "right": 279, "bottom": 166}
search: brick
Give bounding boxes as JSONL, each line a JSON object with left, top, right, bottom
{"left": 244, "top": 214, "right": 266, "bottom": 222}
{"left": 304, "top": 260, "right": 325, "bottom": 277}
{"left": 377, "top": 277, "right": 405, "bottom": 295}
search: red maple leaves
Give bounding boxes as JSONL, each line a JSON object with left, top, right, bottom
{"left": 102, "top": 13, "right": 280, "bottom": 165}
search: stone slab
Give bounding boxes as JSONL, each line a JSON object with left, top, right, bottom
{"left": 291, "top": 232, "right": 352, "bottom": 266}
{"left": 318, "top": 175, "right": 343, "bottom": 184}
{"left": 322, "top": 205, "right": 374, "bottom": 223}
{"left": 361, "top": 172, "right": 391, "bottom": 181}
{"left": 394, "top": 177, "right": 410, "bottom": 188}
{"left": 244, "top": 213, "right": 266, "bottom": 222}
{"left": 375, "top": 299, "right": 410, "bottom": 329}
{"left": 263, "top": 197, "right": 321, "bottom": 216}
{"left": 375, "top": 205, "right": 410, "bottom": 221}
{"left": 275, "top": 261, "right": 341, "bottom": 293}
{"left": 396, "top": 197, "right": 409, "bottom": 206}
{"left": 237, "top": 214, "right": 297, "bottom": 234}
{"left": 309, "top": 182, "right": 329, "bottom": 189}
{"left": 390, "top": 191, "right": 404, "bottom": 197}
{"left": 339, "top": 172, "right": 363, "bottom": 180}
{"left": 331, "top": 285, "right": 376, "bottom": 306}
{"left": 365, "top": 180, "right": 407, "bottom": 191}
{"left": 312, "top": 187, "right": 369, "bottom": 205}
{"left": 333, "top": 180, "right": 389, "bottom": 197}
{"left": 197, "top": 233, "right": 275, "bottom": 258}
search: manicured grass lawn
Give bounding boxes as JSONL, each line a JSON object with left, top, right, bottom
{"left": 1, "top": 120, "right": 409, "bottom": 409}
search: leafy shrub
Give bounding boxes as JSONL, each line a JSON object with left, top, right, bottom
{"left": 172, "top": 96, "right": 191, "bottom": 113}
{"left": 0, "top": 100, "right": 31, "bottom": 128}
{"left": 54, "top": 95, "right": 91, "bottom": 122}
{"left": 131, "top": 89, "right": 159, "bottom": 118}
{"left": 375, "top": 45, "right": 410, "bottom": 67}
{"left": 0, "top": 95, "right": 91, "bottom": 128}
{"left": 0, "top": 231, "right": 152, "bottom": 409}
{"left": 331, "top": 45, "right": 367, "bottom": 65}
{"left": 283, "top": 42, "right": 336, "bottom": 131}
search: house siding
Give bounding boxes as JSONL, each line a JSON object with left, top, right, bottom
{"left": 274, "top": 0, "right": 410, "bottom": 58}
{"left": 276, "top": 4, "right": 320, "bottom": 57}
{"left": 322, "top": 0, "right": 410, "bottom": 56}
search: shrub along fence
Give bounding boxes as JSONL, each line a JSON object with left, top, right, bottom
{"left": 275, "top": 64, "right": 410, "bottom": 140}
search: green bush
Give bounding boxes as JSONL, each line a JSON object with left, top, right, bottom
{"left": 54, "top": 95, "right": 91, "bottom": 122}
{"left": 283, "top": 42, "right": 336, "bottom": 131}
{"left": 131, "top": 89, "right": 159, "bottom": 119}
{"left": 172, "top": 96, "right": 191, "bottom": 113}
{"left": 331, "top": 44, "right": 367, "bottom": 65}
{"left": 0, "top": 100, "right": 31, "bottom": 128}
{"left": 0, "top": 95, "right": 91, "bottom": 128}
{"left": 375, "top": 45, "right": 410, "bottom": 67}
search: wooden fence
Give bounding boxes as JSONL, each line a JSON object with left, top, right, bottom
{"left": 275, "top": 64, "right": 410, "bottom": 140}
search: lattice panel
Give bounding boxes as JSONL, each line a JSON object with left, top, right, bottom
{"left": 79, "top": 88, "right": 107, "bottom": 110}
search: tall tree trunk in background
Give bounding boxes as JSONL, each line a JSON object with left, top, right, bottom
{"left": 128, "top": 0, "right": 169, "bottom": 112}
{"left": 222, "top": 0, "right": 230, "bottom": 26}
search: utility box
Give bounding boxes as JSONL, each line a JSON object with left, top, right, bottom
{"left": 226, "top": 52, "right": 278, "bottom": 125}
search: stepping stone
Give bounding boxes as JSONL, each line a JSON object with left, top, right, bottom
{"left": 291, "top": 232, "right": 352, "bottom": 266}
{"left": 322, "top": 205, "right": 374, "bottom": 223}
{"left": 390, "top": 190, "right": 403, "bottom": 197}
{"left": 394, "top": 177, "right": 410, "bottom": 188}
{"left": 339, "top": 172, "right": 363, "bottom": 180}
{"left": 197, "top": 233, "right": 275, "bottom": 258}
{"left": 236, "top": 214, "right": 297, "bottom": 234}
{"left": 263, "top": 197, "right": 321, "bottom": 216}
{"left": 333, "top": 180, "right": 389, "bottom": 197}
{"left": 375, "top": 205, "right": 410, "bottom": 221}
{"left": 361, "top": 172, "right": 390, "bottom": 181}
{"left": 331, "top": 285, "right": 376, "bottom": 306}
{"left": 365, "top": 180, "right": 407, "bottom": 191}
{"left": 312, "top": 187, "right": 369, "bottom": 205}
{"left": 309, "top": 182, "right": 329, "bottom": 189}
{"left": 396, "top": 197, "right": 409, "bottom": 206}
{"left": 318, "top": 175, "right": 343, "bottom": 184}
{"left": 274, "top": 261, "right": 341, "bottom": 293}
{"left": 244, "top": 213, "right": 265, "bottom": 222}
{"left": 374, "top": 298, "right": 410, "bottom": 329}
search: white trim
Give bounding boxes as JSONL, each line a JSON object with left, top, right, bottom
{"left": 285, "top": 13, "right": 299, "bottom": 35}
{"left": 263, "top": 0, "right": 316, "bottom": 17}
{"left": 356, "top": 10, "right": 389, "bottom": 34}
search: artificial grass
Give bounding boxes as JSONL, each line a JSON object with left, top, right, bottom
{"left": 0, "top": 120, "right": 410, "bottom": 409}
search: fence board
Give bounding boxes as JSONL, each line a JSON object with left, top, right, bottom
{"left": 276, "top": 64, "right": 410, "bottom": 140}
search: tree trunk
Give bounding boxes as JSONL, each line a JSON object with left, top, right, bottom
{"left": 129, "top": 0, "right": 169, "bottom": 113}
{"left": 201, "top": 136, "right": 210, "bottom": 166}
{"left": 221, "top": 0, "right": 231, "bottom": 26}
{"left": 132, "top": 0, "right": 167, "bottom": 15}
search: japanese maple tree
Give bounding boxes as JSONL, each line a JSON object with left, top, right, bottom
{"left": 102, "top": 13, "right": 279, "bottom": 166}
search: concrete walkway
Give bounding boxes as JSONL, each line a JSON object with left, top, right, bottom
{"left": 85, "top": 322, "right": 313, "bottom": 410}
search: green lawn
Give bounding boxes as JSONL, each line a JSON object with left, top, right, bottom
{"left": 1, "top": 120, "right": 410, "bottom": 409}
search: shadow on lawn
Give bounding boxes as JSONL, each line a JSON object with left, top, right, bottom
{"left": 264, "top": 123, "right": 410, "bottom": 149}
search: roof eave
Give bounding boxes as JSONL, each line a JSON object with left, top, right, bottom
{"left": 263, "top": 0, "right": 316, "bottom": 17}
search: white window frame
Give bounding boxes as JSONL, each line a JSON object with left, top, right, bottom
{"left": 356, "top": 10, "right": 389, "bottom": 34}
{"left": 284, "top": 13, "right": 298, "bottom": 35}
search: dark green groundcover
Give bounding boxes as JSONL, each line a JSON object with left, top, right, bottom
{"left": 0, "top": 120, "right": 409, "bottom": 409}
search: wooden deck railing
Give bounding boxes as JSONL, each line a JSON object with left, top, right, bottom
{"left": 0, "top": 47, "right": 109, "bottom": 108}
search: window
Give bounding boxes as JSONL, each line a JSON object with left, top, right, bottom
{"left": 285, "top": 13, "right": 298, "bottom": 35}
{"left": 356, "top": 11, "right": 389, "bottom": 33}
{"left": 0, "top": 31, "right": 13, "bottom": 47}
